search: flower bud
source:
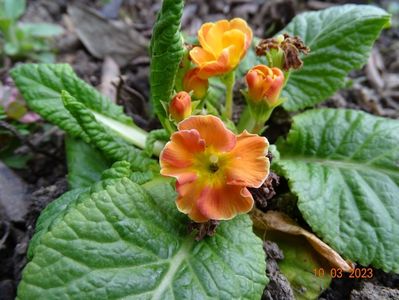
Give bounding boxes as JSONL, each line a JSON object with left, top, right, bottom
{"left": 169, "top": 91, "right": 192, "bottom": 122}
{"left": 183, "top": 68, "right": 209, "bottom": 99}
{"left": 246, "top": 65, "right": 284, "bottom": 107}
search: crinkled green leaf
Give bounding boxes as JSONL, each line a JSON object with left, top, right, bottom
{"left": 18, "top": 177, "right": 266, "bottom": 299}
{"left": 275, "top": 108, "right": 399, "bottom": 272}
{"left": 27, "top": 188, "right": 86, "bottom": 259}
{"left": 10, "top": 64, "right": 135, "bottom": 140}
{"left": 27, "top": 161, "right": 144, "bottom": 259}
{"left": 65, "top": 135, "right": 111, "bottom": 189}
{"left": 62, "top": 91, "right": 156, "bottom": 171}
{"left": 281, "top": 5, "right": 390, "bottom": 111}
{"left": 150, "top": 0, "right": 184, "bottom": 124}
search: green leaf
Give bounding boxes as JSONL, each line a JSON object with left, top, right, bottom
{"left": 27, "top": 188, "right": 86, "bottom": 259}
{"left": 274, "top": 108, "right": 399, "bottom": 272}
{"left": 20, "top": 23, "right": 64, "bottom": 37}
{"left": 62, "top": 91, "right": 156, "bottom": 171}
{"left": 10, "top": 64, "right": 135, "bottom": 140}
{"left": 150, "top": 0, "right": 184, "bottom": 126}
{"left": 281, "top": 5, "right": 390, "bottom": 111}
{"left": 65, "top": 135, "right": 111, "bottom": 189}
{"left": 18, "top": 177, "right": 267, "bottom": 299}
{"left": 27, "top": 161, "right": 140, "bottom": 258}
{"left": 3, "top": 0, "right": 25, "bottom": 19}
{"left": 274, "top": 234, "right": 332, "bottom": 300}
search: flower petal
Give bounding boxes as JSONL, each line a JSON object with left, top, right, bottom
{"left": 229, "top": 18, "right": 252, "bottom": 50}
{"left": 197, "top": 23, "right": 213, "bottom": 54}
{"left": 198, "top": 185, "right": 254, "bottom": 220}
{"left": 176, "top": 181, "right": 209, "bottom": 222}
{"left": 190, "top": 46, "right": 215, "bottom": 67}
{"left": 201, "top": 20, "right": 229, "bottom": 57}
{"left": 195, "top": 49, "right": 231, "bottom": 78}
{"left": 160, "top": 129, "right": 205, "bottom": 184}
{"left": 223, "top": 29, "right": 246, "bottom": 68}
{"left": 226, "top": 130, "right": 269, "bottom": 188}
{"left": 178, "top": 115, "right": 236, "bottom": 152}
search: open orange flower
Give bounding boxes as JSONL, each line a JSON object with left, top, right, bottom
{"left": 190, "top": 18, "right": 253, "bottom": 79}
{"left": 160, "top": 115, "right": 269, "bottom": 222}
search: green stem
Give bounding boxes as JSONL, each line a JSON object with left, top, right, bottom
{"left": 252, "top": 121, "right": 264, "bottom": 134}
{"left": 222, "top": 71, "right": 235, "bottom": 120}
{"left": 238, "top": 106, "right": 274, "bottom": 134}
{"left": 93, "top": 112, "right": 165, "bottom": 157}
{"left": 237, "top": 106, "right": 255, "bottom": 132}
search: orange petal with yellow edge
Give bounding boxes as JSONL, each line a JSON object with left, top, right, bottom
{"left": 197, "top": 185, "right": 254, "bottom": 220}
{"left": 176, "top": 181, "right": 210, "bottom": 223}
{"left": 226, "top": 130, "right": 269, "bottom": 188}
{"left": 178, "top": 115, "right": 236, "bottom": 152}
{"left": 160, "top": 129, "right": 205, "bottom": 184}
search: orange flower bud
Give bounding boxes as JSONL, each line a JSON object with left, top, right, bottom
{"left": 183, "top": 68, "right": 209, "bottom": 99}
{"left": 169, "top": 91, "right": 192, "bottom": 122}
{"left": 246, "top": 65, "right": 284, "bottom": 107}
{"left": 189, "top": 18, "right": 253, "bottom": 79}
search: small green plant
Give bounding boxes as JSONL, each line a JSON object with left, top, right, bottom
{"left": 8, "top": 1, "right": 399, "bottom": 299}
{"left": 0, "top": 0, "right": 63, "bottom": 62}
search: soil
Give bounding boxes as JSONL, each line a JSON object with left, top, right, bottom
{"left": 0, "top": 0, "right": 398, "bottom": 299}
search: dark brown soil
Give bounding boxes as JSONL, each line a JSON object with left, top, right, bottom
{"left": 0, "top": 0, "right": 398, "bottom": 299}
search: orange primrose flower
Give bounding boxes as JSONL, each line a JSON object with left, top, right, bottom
{"left": 190, "top": 18, "right": 253, "bottom": 79}
{"left": 160, "top": 115, "right": 270, "bottom": 222}
{"left": 169, "top": 91, "right": 192, "bottom": 122}
{"left": 183, "top": 68, "right": 209, "bottom": 99}
{"left": 246, "top": 64, "right": 284, "bottom": 107}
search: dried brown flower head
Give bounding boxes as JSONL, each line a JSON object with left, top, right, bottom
{"left": 256, "top": 33, "right": 310, "bottom": 71}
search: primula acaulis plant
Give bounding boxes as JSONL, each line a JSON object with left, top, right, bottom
{"left": 9, "top": 0, "right": 399, "bottom": 299}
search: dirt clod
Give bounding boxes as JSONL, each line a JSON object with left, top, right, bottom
{"left": 262, "top": 241, "right": 295, "bottom": 300}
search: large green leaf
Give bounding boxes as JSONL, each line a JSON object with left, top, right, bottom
{"left": 275, "top": 108, "right": 399, "bottom": 272}
{"left": 18, "top": 177, "right": 267, "bottom": 299}
{"left": 27, "top": 188, "right": 87, "bottom": 259}
{"left": 10, "top": 64, "right": 137, "bottom": 140}
{"left": 281, "top": 5, "right": 390, "bottom": 111}
{"left": 65, "top": 135, "right": 111, "bottom": 189}
{"left": 27, "top": 161, "right": 142, "bottom": 258}
{"left": 150, "top": 0, "right": 184, "bottom": 125}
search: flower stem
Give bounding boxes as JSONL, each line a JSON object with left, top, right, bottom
{"left": 222, "top": 71, "right": 235, "bottom": 120}
{"left": 252, "top": 120, "right": 265, "bottom": 134}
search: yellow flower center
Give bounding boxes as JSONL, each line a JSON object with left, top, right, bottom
{"left": 194, "top": 148, "right": 229, "bottom": 186}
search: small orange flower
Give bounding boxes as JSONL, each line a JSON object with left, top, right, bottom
{"left": 190, "top": 18, "right": 253, "bottom": 79}
{"left": 246, "top": 65, "right": 284, "bottom": 107}
{"left": 183, "top": 68, "right": 209, "bottom": 99}
{"left": 169, "top": 91, "right": 192, "bottom": 122}
{"left": 160, "top": 115, "right": 269, "bottom": 222}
